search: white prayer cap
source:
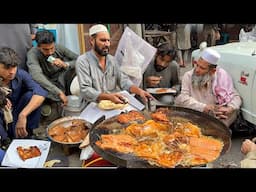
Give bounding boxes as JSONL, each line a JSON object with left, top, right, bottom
{"left": 89, "top": 24, "right": 108, "bottom": 36}
{"left": 201, "top": 48, "right": 221, "bottom": 65}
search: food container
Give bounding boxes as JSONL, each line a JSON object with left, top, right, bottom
{"left": 47, "top": 116, "right": 92, "bottom": 145}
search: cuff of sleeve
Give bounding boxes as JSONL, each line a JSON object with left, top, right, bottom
{"left": 65, "top": 62, "right": 70, "bottom": 68}
{"left": 246, "top": 151, "right": 256, "bottom": 159}
{"left": 240, "top": 158, "right": 256, "bottom": 168}
{"left": 227, "top": 104, "right": 238, "bottom": 111}
{"left": 198, "top": 103, "right": 206, "bottom": 112}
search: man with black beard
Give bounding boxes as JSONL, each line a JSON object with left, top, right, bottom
{"left": 175, "top": 48, "right": 242, "bottom": 128}
{"left": 76, "top": 24, "right": 153, "bottom": 105}
{"left": 143, "top": 42, "right": 180, "bottom": 105}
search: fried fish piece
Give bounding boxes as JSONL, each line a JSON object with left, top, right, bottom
{"left": 117, "top": 110, "right": 145, "bottom": 124}
{"left": 96, "top": 134, "right": 137, "bottom": 153}
{"left": 16, "top": 146, "right": 41, "bottom": 161}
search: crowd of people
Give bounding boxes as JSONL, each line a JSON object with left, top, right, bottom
{"left": 0, "top": 23, "right": 253, "bottom": 168}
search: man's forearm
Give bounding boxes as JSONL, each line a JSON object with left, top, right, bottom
{"left": 19, "top": 95, "right": 45, "bottom": 118}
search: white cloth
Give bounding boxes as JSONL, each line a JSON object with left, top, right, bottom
{"left": 241, "top": 151, "right": 256, "bottom": 168}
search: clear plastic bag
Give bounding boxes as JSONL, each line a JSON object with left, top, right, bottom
{"left": 115, "top": 27, "right": 157, "bottom": 86}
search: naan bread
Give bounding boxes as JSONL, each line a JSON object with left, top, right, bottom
{"left": 98, "top": 100, "right": 128, "bottom": 110}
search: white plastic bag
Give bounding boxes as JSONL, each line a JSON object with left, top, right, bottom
{"left": 239, "top": 26, "right": 256, "bottom": 42}
{"left": 115, "top": 27, "right": 157, "bottom": 86}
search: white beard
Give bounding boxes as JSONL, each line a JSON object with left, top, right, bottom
{"left": 192, "top": 71, "right": 212, "bottom": 89}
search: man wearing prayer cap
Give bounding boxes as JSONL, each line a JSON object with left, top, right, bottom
{"left": 175, "top": 48, "right": 242, "bottom": 128}
{"left": 75, "top": 24, "right": 154, "bottom": 106}
{"left": 89, "top": 24, "right": 108, "bottom": 36}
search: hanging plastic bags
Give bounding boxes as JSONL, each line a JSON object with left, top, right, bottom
{"left": 115, "top": 26, "right": 157, "bottom": 86}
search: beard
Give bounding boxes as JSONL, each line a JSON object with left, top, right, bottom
{"left": 192, "top": 71, "right": 212, "bottom": 89}
{"left": 94, "top": 43, "right": 110, "bottom": 56}
{"left": 154, "top": 63, "right": 166, "bottom": 72}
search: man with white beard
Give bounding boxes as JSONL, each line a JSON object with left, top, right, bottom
{"left": 174, "top": 48, "right": 242, "bottom": 128}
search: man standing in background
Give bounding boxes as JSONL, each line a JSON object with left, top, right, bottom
{"left": 0, "top": 24, "right": 33, "bottom": 71}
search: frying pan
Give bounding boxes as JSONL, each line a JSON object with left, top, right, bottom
{"left": 89, "top": 106, "right": 231, "bottom": 168}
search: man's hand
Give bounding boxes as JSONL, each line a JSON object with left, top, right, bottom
{"left": 146, "top": 76, "right": 162, "bottom": 87}
{"left": 241, "top": 139, "right": 256, "bottom": 155}
{"left": 214, "top": 106, "right": 233, "bottom": 119}
{"left": 52, "top": 58, "right": 68, "bottom": 68}
{"left": 15, "top": 114, "right": 28, "bottom": 138}
{"left": 59, "top": 92, "right": 68, "bottom": 106}
{"left": 5, "top": 98, "right": 12, "bottom": 110}
{"left": 107, "top": 93, "right": 127, "bottom": 104}
{"left": 136, "top": 89, "right": 154, "bottom": 104}
{"left": 203, "top": 104, "right": 215, "bottom": 113}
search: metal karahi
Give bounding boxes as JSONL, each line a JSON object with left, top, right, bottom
{"left": 90, "top": 106, "right": 231, "bottom": 168}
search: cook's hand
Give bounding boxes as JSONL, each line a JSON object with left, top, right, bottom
{"left": 241, "top": 139, "right": 256, "bottom": 155}
{"left": 108, "top": 93, "right": 127, "bottom": 104}
{"left": 146, "top": 76, "right": 162, "bottom": 87}
{"left": 137, "top": 89, "right": 155, "bottom": 104}
{"left": 15, "top": 115, "right": 28, "bottom": 138}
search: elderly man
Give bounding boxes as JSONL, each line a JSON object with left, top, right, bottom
{"left": 76, "top": 24, "right": 153, "bottom": 105}
{"left": 175, "top": 48, "right": 242, "bottom": 128}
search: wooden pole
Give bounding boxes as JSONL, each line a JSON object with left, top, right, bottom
{"left": 77, "top": 24, "right": 86, "bottom": 54}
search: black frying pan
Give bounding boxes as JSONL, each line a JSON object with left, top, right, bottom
{"left": 89, "top": 106, "right": 231, "bottom": 168}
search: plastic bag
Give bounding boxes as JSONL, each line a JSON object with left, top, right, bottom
{"left": 239, "top": 27, "right": 256, "bottom": 42}
{"left": 115, "top": 26, "right": 157, "bottom": 86}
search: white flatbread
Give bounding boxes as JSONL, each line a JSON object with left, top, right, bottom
{"left": 98, "top": 100, "right": 128, "bottom": 110}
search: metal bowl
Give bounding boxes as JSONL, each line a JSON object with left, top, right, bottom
{"left": 47, "top": 116, "right": 92, "bottom": 145}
